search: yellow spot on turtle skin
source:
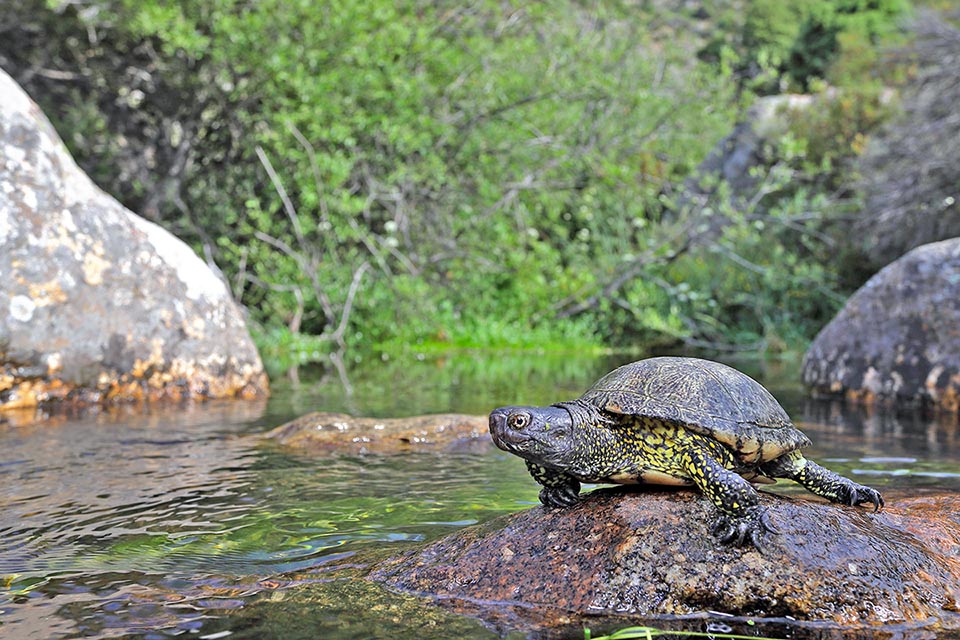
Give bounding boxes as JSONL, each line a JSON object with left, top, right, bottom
{"left": 527, "top": 412, "right": 772, "bottom": 516}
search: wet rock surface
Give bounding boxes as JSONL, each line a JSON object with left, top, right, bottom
{"left": 802, "top": 238, "right": 960, "bottom": 412}
{"left": 266, "top": 412, "right": 489, "bottom": 454}
{"left": 0, "top": 69, "right": 267, "bottom": 410}
{"left": 370, "top": 488, "right": 960, "bottom": 634}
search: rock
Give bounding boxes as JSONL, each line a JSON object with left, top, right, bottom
{"left": 854, "top": 11, "right": 960, "bottom": 270}
{"left": 701, "top": 96, "right": 813, "bottom": 188}
{"left": 0, "top": 68, "right": 268, "bottom": 410}
{"left": 370, "top": 489, "right": 960, "bottom": 634}
{"left": 266, "top": 412, "right": 489, "bottom": 454}
{"left": 677, "top": 94, "right": 818, "bottom": 215}
{"left": 802, "top": 239, "right": 960, "bottom": 412}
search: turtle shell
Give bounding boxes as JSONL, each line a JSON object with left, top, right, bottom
{"left": 578, "top": 357, "right": 810, "bottom": 464}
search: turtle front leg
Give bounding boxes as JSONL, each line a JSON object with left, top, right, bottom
{"left": 525, "top": 460, "right": 581, "bottom": 508}
{"left": 761, "top": 451, "right": 884, "bottom": 511}
{"left": 680, "top": 445, "right": 772, "bottom": 547}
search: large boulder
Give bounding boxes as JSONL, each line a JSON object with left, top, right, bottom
{"left": 802, "top": 238, "right": 960, "bottom": 411}
{"left": 0, "top": 68, "right": 268, "bottom": 410}
{"left": 370, "top": 489, "right": 960, "bottom": 634}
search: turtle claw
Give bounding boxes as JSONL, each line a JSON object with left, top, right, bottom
{"left": 539, "top": 484, "right": 581, "bottom": 508}
{"left": 712, "top": 506, "right": 774, "bottom": 548}
{"left": 840, "top": 483, "right": 884, "bottom": 512}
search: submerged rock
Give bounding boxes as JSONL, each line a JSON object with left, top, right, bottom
{"left": 267, "top": 412, "right": 489, "bottom": 454}
{"left": 802, "top": 238, "right": 960, "bottom": 412}
{"left": 0, "top": 69, "right": 268, "bottom": 410}
{"left": 370, "top": 489, "right": 960, "bottom": 634}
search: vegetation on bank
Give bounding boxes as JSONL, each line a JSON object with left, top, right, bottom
{"left": 584, "top": 625, "right": 775, "bottom": 640}
{"left": 0, "top": 0, "right": 926, "bottom": 367}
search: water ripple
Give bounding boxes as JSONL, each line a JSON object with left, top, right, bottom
{"left": 3, "top": 391, "right": 959, "bottom": 639}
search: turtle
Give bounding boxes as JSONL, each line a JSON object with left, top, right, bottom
{"left": 488, "top": 356, "right": 883, "bottom": 547}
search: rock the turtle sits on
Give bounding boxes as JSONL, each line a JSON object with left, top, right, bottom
{"left": 489, "top": 357, "right": 884, "bottom": 547}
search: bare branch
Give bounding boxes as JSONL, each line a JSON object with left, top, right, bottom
{"left": 255, "top": 145, "right": 305, "bottom": 245}
{"left": 713, "top": 243, "right": 767, "bottom": 275}
{"left": 285, "top": 121, "right": 345, "bottom": 269}
{"left": 253, "top": 229, "right": 336, "bottom": 323}
{"left": 328, "top": 351, "right": 355, "bottom": 399}
{"left": 289, "top": 287, "right": 304, "bottom": 334}
{"left": 233, "top": 246, "right": 249, "bottom": 301}
{"left": 331, "top": 262, "right": 370, "bottom": 348}
{"left": 36, "top": 68, "right": 82, "bottom": 81}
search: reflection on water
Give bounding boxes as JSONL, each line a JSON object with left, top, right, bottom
{"left": 803, "top": 396, "right": 960, "bottom": 457}
{"left": 2, "top": 402, "right": 265, "bottom": 576}
{"left": 1, "top": 353, "right": 958, "bottom": 639}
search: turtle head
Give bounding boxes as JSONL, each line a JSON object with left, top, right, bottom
{"left": 488, "top": 405, "right": 575, "bottom": 466}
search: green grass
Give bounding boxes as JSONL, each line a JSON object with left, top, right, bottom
{"left": 374, "top": 315, "right": 609, "bottom": 356}
{"left": 253, "top": 313, "right": 613, "bottom": 375}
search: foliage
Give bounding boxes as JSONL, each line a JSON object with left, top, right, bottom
{"left": 26, "top": 0, "right": 735, "bottom": 351}
{"left": 785, "top": 87, "right": 891, "bottom": 174}
{"left": 0, "top": 0, "right": 920, "bottom": 367}
{"left": 700, "top": 0, "right": 910, "bottom": 92}
{"left": 852, "top": 7, "right": 960, "bottom": 268}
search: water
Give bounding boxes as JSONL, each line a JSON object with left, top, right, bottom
{"left": 1, "top": 353, "right": 959, "bottom": 639}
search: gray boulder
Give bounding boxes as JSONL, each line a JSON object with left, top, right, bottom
{"left": 802, "top": 238, "right": 960, "bottom": 411}
{"left": 0, "top": 68, "right": 267, "bottom": 410}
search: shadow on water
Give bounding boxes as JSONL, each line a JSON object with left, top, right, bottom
{"left": 1, "top": 352, "right": 959, "bottom": 639}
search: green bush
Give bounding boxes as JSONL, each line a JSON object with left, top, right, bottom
{"left": 0, "top": 0, "right": 916, "bottom": 365}
{"left": 701, "top": 0, "right": 909, "bottom": 92}
{"left": 73, "top": 0, "right": 738, "bottom": 353}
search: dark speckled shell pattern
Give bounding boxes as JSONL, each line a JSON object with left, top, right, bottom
{"left": 579, "top": 357, "right": 811, "bottom": 464}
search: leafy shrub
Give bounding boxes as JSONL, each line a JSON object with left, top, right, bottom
{"left": 66, "top": 0, "right": 737, "bottom": 353}
{"left": 700, "top": 0, "right": 909, "bottom": 92}
{"left": 0, "top": 0, "right": 918, "bottom": 363}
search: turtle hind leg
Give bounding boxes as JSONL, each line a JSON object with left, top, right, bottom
{"left": 711, "top": 506, "right": 774, "bottom": 548}
{"left": 762, "top": 450, "right": 884, "bottom": 512}
{"left": 680, "top": 444, "right": 772, "bottom": 547}
{"left": 525, "top": 460, "right": 581, "bottom": 508}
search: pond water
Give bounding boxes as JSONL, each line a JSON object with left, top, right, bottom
{"left": 2, "top": 352, "right": 959, "bottom": 639}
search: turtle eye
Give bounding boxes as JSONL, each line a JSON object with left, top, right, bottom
{"left": 509, "top": 413, "right": 529, "bottom": 430}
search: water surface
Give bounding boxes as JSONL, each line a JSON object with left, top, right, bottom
{"left": 1, "top": 353, "right": 958, "bottom": 639}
